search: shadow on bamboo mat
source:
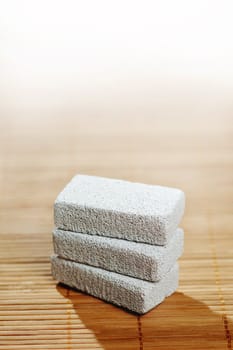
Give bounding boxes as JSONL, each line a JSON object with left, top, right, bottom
{"left": 57, "top": 284, "right": 232, "bottom": 350}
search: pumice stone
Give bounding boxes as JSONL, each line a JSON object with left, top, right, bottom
{"left": 54, "top": 174, "right": 185, "bottom": 245}
{"left": 53, "top": 228, "right": 184, "bottom": 282}
{"left": 51, "top": 255, "right": 179, "bottom": 314}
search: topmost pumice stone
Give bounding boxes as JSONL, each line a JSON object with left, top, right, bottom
{"left": 54, "top": 175, "right": 185, "bottom": 245}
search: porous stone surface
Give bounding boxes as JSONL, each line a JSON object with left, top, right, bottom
{"left": 54, "top": 175, "right": 185, "bottom": 245}
{"left": 51, "top": 255, "right": 179, "bottom": 314}
{"left": 53, "top": 228, "right": 184, "bottom": 282}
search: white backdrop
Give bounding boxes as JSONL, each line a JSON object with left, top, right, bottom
{"left": 1, "top": 0, "right": 233, "bottom": 114}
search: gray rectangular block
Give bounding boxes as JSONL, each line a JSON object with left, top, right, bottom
{"left": 51, "top": 255, "right": 179, "bottom": 314}
{"left": 53, "top": 228, "right": 184, "bottom": 282}
{"left": 54, "top": 174, "right": 185, "bottom": 245}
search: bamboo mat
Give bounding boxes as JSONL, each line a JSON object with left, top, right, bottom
{"left": 0, "top": 101, "right": 232, "bottom": 349}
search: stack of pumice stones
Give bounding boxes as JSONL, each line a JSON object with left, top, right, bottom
{"left": 51, "top": 175, "right": 185, "bottom": 314}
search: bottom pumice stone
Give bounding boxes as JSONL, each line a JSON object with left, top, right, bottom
{"left": 51, "top": 255, "right": 179, "bottom": 314}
